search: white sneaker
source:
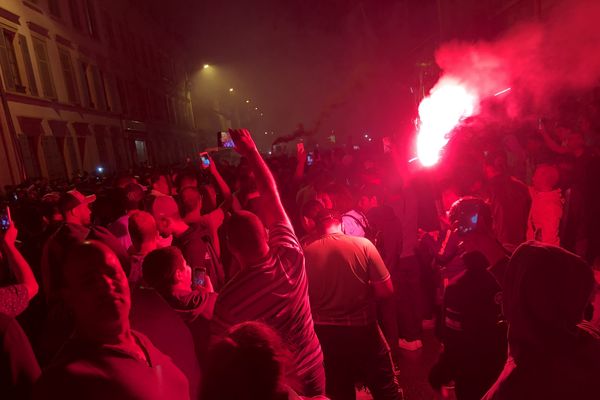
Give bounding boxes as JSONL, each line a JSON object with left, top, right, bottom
{"left": 398, "top": 338, "right": 423, "bottom": 351}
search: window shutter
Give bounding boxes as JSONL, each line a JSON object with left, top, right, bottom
{"left": 59, "top": 49, "right": 79, "bottom": 103}
{"left": 0, "top": 30, "right": 16, "bottom": 91}
{"left": 32, "top": 38, "right": 56, "bottom": 99}
{"left": 91, "top": 65, "right": 106, "bottom": 110}
{"left": 79, "top": 61, "right": 92, "bottom": 107}
{"left": 18, "top": 35, "right": 38, "bottom": 96}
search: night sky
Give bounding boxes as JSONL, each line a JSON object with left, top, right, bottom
{"left": 137, "top": 0, "right": 442, "bottom": 145}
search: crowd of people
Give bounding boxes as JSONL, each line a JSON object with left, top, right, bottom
{"left": 1, "top": 121, "right": 600, "bottom": 400}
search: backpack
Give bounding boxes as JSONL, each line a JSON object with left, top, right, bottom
{"left": 342, "top": 213, "right": 383, "bottom": 250}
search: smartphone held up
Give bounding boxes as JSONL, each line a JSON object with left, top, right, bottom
{"left": 199, "top": 152, "right": 211, "bottom": 169}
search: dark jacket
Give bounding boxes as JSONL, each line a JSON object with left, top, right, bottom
{"left": 430, "top": 251, "right": 507, "bottom": 400}
{"left": 0, "top": 314, "right": 40, "bottom": 400}
{"left": 483, "top": 242, "right": 600, "bottom": 400}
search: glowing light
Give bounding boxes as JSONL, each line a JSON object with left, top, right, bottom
{"left": 203, "top": 64, "right": 210, "bottom": 69}
{"left": 254, "top": 107, "right": 258, "bottom": 110}
{"left": 416, "top": 78, "right": 478, "bottom": 167}
{"left": 494, "top": 87, "right": 511, "bottom": 97}
{"left": 229, "top": 88, "right": 234, "bottom": 92}
{"left": 246, "top": 99, "right": 250, "bottom": 103}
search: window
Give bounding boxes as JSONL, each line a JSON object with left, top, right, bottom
{"left": 0, "top": 29, "right": 24, "bottom": 92}
{"left": 31, "top": 37, "right": 56, "bottom": 99}
{"left": 48, "top": 0, "right": 61, "bottom": 18}
{"left": 103, "top": 73, "right": 120, "bottom": 113}
{"left": 83, "top": 0, "right": 99, "bottom": 39}
{"left": 58, "top": 48, "right": 79, "bottom": 103}
{"left": 17, "top": 35, "right": 38, "bottom": 96}
{"left": 69, "top": 0, "right": 82, "bottom": 30}
{"left": 115, "top": 77, "right": 128, "bottom": 114}
{"left": 79, "top": 61, "right": 93, "bottom": 107}
{"left": 90, "top": 65, "right": 106, "bottom": 110}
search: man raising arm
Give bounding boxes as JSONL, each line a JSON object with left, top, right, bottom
{"left": 210, "top": 129, "right": 326, "bottom": 397}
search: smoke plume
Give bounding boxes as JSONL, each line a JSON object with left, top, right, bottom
{"left": 434, "top": 0, "right": 600, "bottom": 117}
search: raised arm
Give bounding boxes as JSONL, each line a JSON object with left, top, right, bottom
{"left": 539, "top": 126, "right": 568, "bottom": 155}
{"left": 1, "top": 207, "right": 39, "bottom": 300}
{"left": 207, "top": 155, "right": 233, "bottom": 207}
{"left": 294, "top": 144, "right": 307, "bottom": 181}
{"left": 229, "top": 128, "right": 288, "bottom": 227}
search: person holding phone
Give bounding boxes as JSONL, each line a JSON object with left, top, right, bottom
{"left": 141, "top": 246, "right": 217, "bottom": 369}
{"left": 0, "top": 206, "right": 39, "bottom": 318}
{"left": 212, "top": 129, "right": 326, "bottom": 398}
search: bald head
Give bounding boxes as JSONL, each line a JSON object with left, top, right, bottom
{"left": 224, "top": 211, "right": 269, "bottom": 266}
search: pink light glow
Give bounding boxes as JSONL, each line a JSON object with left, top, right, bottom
{"left": 416, "top": 78, "right": 478, "bottom": 167}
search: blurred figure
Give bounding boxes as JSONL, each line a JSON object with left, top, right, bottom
{"left": 527, "top": 164, "right": 563, "bottom": 245}
{"left": 483, "top": 243, "right": 600, "bottom": 399}
{"left": 42, "top": 189, "right": 127, "bottom": 301}
{"left": 429, "top": 251, "right": 506, "bottom": 400}
{"left": 447, "top": 197, "right": 510, "bottom": 285}
{"left": 108, "top": 183, "right": 145, "bottom": 252}
{"left": 341, "top": 186, "right": 376, "bottom": 239}
{"left": 0, "top": 206, "right": 41, "bottom": 399}
{"left": 142, "top": 246, "right": 217, "bottom": 365}
{"left": 304, "top": 209, "right": 401, "bottom": 400}
{"left": 0, "top": 207, "right": 39, "bottom": 317}
{"left": 180, "top": 156, "right": 232, "bottom": 258}
{"left": 33, "top": 241, "right": 190, "bottom": 400}
{"left": 484, "top": 151, "right": 531, "bottom": 251}
{"left": 203, "top": 322, "right": 327, "bottom": 400}
{"left": 152, "top": 195, "right": 224, "bottom": 291}
{"left": 127, "top": 210, "right": 159, "bottom": 287}
{"left": 299, "top": 199, "right": 325, "bottom": 247}
{"left": 0, "top": 313, "right": 40, "bottom": 400}
{"left": 149, "top": 173, "right": 171, "bottom": 197}
{"left": 213, "top": 129, "right": 325, "bottom": 397}
{"left": 539, "top": 125, "right": 600, "bottom": 262}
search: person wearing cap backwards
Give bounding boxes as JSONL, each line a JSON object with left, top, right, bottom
{"left": 39, "top": 189, "right": 127, "bottom": 365}
{"left": 303, "top": 208, "right": 401, "bottom": 400}
{"left": 483, "top": 242, "right": 600, "bottom": 400}
{"left": 42, "top": 190, "right": 128, "bottom": 301}
{"left": 33, "top": 241, "right": 190, "bottom": 400}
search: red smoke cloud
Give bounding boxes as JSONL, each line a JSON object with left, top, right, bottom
{"left": 434, "top": 0, "right": 600, "bottom": 117}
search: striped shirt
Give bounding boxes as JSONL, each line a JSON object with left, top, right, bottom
{"left": 211, "top": 222, "right": 323, "bottom": 387}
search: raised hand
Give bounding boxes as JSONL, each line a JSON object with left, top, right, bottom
{"left": 229, "top": 128, "right": 257, "bottom": 156}
{"left": 1, "top": 206, "right": 17, "bottom": 247}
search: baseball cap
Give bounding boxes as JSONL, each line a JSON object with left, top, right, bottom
{"left": 59, "top": 190, "right": 96, "bottom": 213}
{"left": 151, "top": 195, "right": 180, "bottom": 219}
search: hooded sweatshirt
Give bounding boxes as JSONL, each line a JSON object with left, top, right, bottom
{"left": 483, "top": 242, "right": 600, "bottom": 400}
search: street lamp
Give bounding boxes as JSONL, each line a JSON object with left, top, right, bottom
{"left": 229, "top": 88, "right": 234, "bottom": 92}
{"left": 203, "top": 64, "right": 210, "bottom": 69}
{"left": 246, "top": 99, "right": 250, "bottom": 103}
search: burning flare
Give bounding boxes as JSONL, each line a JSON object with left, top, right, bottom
{"left": 416, "top": 78, "right": 478, "bottom": 167}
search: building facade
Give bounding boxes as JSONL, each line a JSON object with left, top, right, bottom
{"left": 0, "top": 0, "right": 201, "bottom": 187}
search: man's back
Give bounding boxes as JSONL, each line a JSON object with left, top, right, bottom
{"left": 211, "top": 222, "right": 322, "bottom": 390}
{"left": 488, "top": 175, "right": 531, "bottom": 247}
{"left": 304, "top": 233, "right": 390, "bottom": 326}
